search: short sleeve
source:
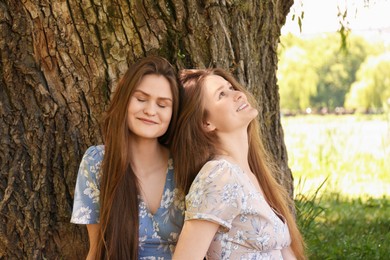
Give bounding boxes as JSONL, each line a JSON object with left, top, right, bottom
{"left": 70, "top": 145, "right": 104, "bottom": 224}
{"left": 185, "top": 160, "right": 244, "bottom": 231}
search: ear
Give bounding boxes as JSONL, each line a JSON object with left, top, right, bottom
{"left": 203, "top": 120, "right": 216, "bottom": 132}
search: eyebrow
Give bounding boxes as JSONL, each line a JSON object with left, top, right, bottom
{"left": 214, "top": 86, "right": 225, "bottom": 97}
{"left": 213, "top": 83, "right": 233, "bottom": 98}
{"left": 134, "top": 89, "right": 173, "bottom": 102}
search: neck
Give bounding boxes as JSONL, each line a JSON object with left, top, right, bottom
{"left": 216, "top": 129, "right": 250, "bottom": 172}
{"left": 128, "top": 137, "right": 168, "bottom": 177}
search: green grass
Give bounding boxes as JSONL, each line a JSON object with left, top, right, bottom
{"left": 295, "top": 190, "right": 390, "bottom": 259}
{"left": 282, "top": 114, "right": 390, "bottom": 259}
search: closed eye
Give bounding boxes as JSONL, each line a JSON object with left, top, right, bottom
{"left": 157, "top": 100, "right": 172, "bottom": 108}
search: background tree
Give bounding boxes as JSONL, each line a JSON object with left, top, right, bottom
{"left": 345, "top": 53, "right": 390, "bottom": 112}
{"left": 278, "top": 33, "right": 384, "bottom": 112}
{"left": 0, "top": 0, "right": 294, "bottom": 258}
{"left": 278, "top": 45, "right": 318, "bottom": 111}
{"left": 310, "top": 34, "right": 377, "bottom": 110}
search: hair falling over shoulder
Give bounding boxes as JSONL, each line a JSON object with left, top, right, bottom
{"left": 172, "top": 68, "right": 306, "bottom": 260}
{"left": 95, "top": 56, "right": 179, "bottom": 259}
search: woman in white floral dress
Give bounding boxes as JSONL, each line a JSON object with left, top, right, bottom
{"left": 71, "top": 56, "right": 184, "bottom": 259}
{"left": 171, "top": 69, "right": 306, "bottom": 260}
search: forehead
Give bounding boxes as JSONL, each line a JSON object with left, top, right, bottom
{"left": 135, "top": 74, "right": 173, "bottom": 99}
{"left": 203, "top": 75, "right": 229, "bottom": 88}
{"left": 203, "top": 75, "right": 229, "bottom": 96}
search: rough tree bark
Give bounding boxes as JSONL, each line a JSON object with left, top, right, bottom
{"left": 0, "top": 0, "right": 293, "bottom": 258}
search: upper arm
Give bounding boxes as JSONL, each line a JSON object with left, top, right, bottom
{"left": 86, "top": 224, "right": 100, "bottom": 260}
{"left": 282, "top": 246, "right": 297, "bottom": 260}
{"left": 185, "top": 161, "right": 243, "bottom": 230}
{"left": 71, "top": 146, "right": 103, "bottom": 224}
{"left": 173, "top": 219, "right": 219, "bottom": 260}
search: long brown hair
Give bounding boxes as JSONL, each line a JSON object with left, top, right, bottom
{"left": 97, "top": 56, "right": 180, "bottom": 259}
{"left": 172, "top": 68, "right": 306, "bottom": 259}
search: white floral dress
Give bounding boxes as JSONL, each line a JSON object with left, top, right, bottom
{"left": 185, "top": 159, "right": 292, "bottom": 260}
{"left": 71, "top": 145, "right": 185, "bottom": 259}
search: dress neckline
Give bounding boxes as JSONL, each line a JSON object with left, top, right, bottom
{"left": 139, "top": 162, "right": 171, "bottom": 217}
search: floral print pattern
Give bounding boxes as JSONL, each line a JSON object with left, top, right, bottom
{"left": 185, "top": 159, "right": 291, "bottom": 260}
{"left": 71, "top": 145, "right": 185, "bottom": 259}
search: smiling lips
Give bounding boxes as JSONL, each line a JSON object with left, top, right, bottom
{"left": 138, "top": 117, "right": 158, "bottom": 124}
{"left": 236, "top": 103, "right": 249, "bottom": 112}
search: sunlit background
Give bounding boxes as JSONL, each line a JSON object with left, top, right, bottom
{"left": 278, "top": 1, "right": 389, "bottom": 258}
{"left": 283, "top": 0, "right": 390, "bottom": 41}
{"left": 280, "top": 0, "right": 390, "bottom": 198}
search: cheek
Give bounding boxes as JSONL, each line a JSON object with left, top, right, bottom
{"left": 126, "top": 100, "right": 135, "bottom": 115}
{"left": 163, "top": 108, "right": 173, "bottom": 122}
{"left": 126, "top": 107, "right": 133, "bottom": 124}
{"left": 207, "top": 104, "right": 224, "bottom": 119}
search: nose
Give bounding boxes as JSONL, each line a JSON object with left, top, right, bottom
{"left": 143, "top": 102, "right": 156, "bottom": 116}
{"left": 233, "top": 91, "right": 244, "bottom": 102}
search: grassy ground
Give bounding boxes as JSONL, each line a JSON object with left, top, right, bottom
{"left": 282, "top": 114, "right": 390, "bottom": 259}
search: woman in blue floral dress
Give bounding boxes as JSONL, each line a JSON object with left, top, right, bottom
{"left": 71, "top": 56, "right": 184, "bottom": 259}
{"left": 171, "top": 69, "right": 306, "bottom": 260}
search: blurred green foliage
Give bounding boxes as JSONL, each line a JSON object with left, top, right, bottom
{"left": 278, "top": 33, "right": 390, "bottom": 113}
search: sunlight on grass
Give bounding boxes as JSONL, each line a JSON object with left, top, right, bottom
{"left": 285, "top": 114, "right": 390, "bottom": 259}
{"left": 282, "top": 114, "right": 390, "bottom": 198}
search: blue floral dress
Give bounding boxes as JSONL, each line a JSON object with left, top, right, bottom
{"left": 71, "top": 145, "right": 185, "bottom": 259}
{"left": 185, "top": 159, "right": 292, "bottom": 260}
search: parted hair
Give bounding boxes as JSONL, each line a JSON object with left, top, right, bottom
{"left": 172, "top": 68, "right": 306, "bottom": 260}
{"left": 97, "top": 56, "right": 180, "bottom": 259}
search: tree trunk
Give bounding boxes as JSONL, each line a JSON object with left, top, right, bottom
{"left": 0, "top": 0, "right": 293, "bottom": 258}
